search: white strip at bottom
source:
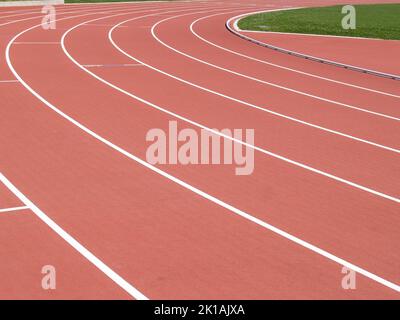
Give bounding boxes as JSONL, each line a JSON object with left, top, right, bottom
{"left": 0, "top": 205, "right": 29, "bottom": 214}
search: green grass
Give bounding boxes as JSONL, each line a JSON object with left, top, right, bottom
{"left": 238, "top": 4, "right": 400, "bottom": 40}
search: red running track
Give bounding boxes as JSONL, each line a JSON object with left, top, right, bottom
{"left": 0, "top": 0, "right": 399, "bottom": 299}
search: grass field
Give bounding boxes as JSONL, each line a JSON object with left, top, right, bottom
{"left": 238, "top": 4, "right": 400, "bottom": 40}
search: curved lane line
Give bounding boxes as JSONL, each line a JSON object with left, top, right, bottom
{"left": 227, "top": 11, "right": 400, "bottom": 81}
{"left": 67, "top": 9, "right": 400, "bottom": 203}
{"left": 5, "top": 5, "right": 399, "bottom": 295}
{"left": 110, "top": 11, "right": 400, "bottom": 154}
{"left": 152, "top": 10, "right": 400, "bottom": 121}
{"left": 189, "top": 11, "right": 400, "bottom": 99}
{"left": 0, "top": 173, "right": 148, "bottom": 299}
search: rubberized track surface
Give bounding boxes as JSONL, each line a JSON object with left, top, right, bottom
{"left": 0, "top": 0, "right": 399, "bottom": 299}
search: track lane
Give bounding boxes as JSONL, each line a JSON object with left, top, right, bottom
{"left": 191, "top": 11, "right": 400, "bottom": 115}
{"left": 7, "top": 5, "right": 400, "bottom": 290}
{"left": 105, "top": 12, "right": 400, "bottom": 199}
{"left": 3, "top": 0, "right": 400, "bottom": 296}
{"left": 0, "top": 206, "right": 132, "bottom": 299}
{"left": 2, "top": 72, "right": 398, "bottom": 298}
{"left": 1, "top": 172, "right": 148, "bottom": 299}
{"left": 197, "top": 13, "right": 400, "bottom": 101}
{"left": 0, "top": 2, "right": 179, "bottom": 80}
{"left": 65, "top": 8, "right": 400, "bottom": 282}
{"left": 62, "top": 9, "right": 400, "bottom": 282}
{"left": 0, "top": 2, "right": 227, "bottom": 299}
{"left": 221, "top": 13, "right": 400, "bottom": 96}
{"left": 127, "top": 10, "right": 400, "bottom": 151}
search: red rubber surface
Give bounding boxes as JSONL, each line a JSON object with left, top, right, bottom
{"left": 0, "top": 0, "right": 399, "bottom": 299}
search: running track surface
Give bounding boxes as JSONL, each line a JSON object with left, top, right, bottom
{"left": 0, "top": 0, "right": 399, "bottom": 299}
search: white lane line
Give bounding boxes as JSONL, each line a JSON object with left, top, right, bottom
{"left": 60, "top": 10, "right": 400, "bottom": 203}
{"left": 0, "top": 7, "right": 115, "bottom": 28}
{"left": 0, "top": 8, "right": 39, "bottom": 15}
{"left": 0, "top": 10, "right": 52, "bottom": 21}
{"left": 8, "top": 20, "right": 400, "bottom": 292}
{"left": 110, "top": 14, "right": 400, "bottom": 154}
{"left": 0, "top": 172, "right": 148, "bottom": 300}
{"left": 0, "top": 205, "right": 29, "bottom": 214}
{"left": 155, "top": 11, "right": 400, "bottom": 122}
{"left": 82, "top": 63, "right": 143, "bottom": 68}
{"left": 64, "top": 0, "right": 186, "bottom": 5}
{"left": 190, "top": 11, "right": 400, "bottom": 99}
{"left": 0, "top": 2, "right": 167, "bottom": 29}
{"left": 84, "top": 23, "right": 129, "bottom": 27}
{"left": 0, "top": 79, "right": 19, "bottom": 83}
{"left": 14, "top": 42, "right": 61, "bottom": 45}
